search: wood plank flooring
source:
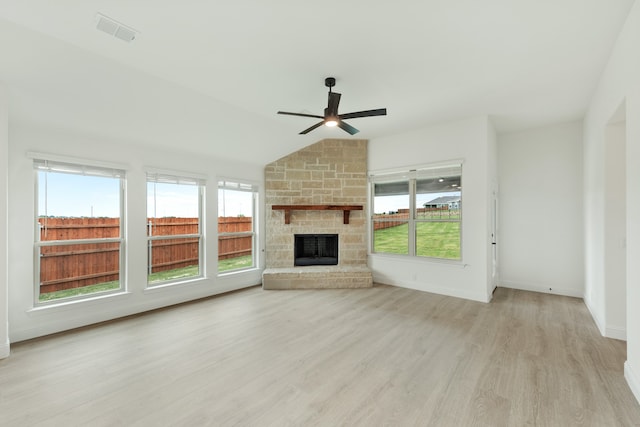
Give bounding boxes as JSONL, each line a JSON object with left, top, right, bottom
{"left": 1, "top": 285, "right": 639, "bottom": 426}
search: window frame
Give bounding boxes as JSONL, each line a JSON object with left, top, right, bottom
{"left": 146, "top": 171, "right": 205, "bottom": 287}
{"left": 217, "top": 179, "right": 258, "bottom": 274}
{"left": 371, "top": 176, "right": 411, "bottom": 256}
{"left": 370, "top": 162, "right": 463, "bottom": 261}
{"left": 32, "top": 156, "right": 126, "bottom": 306}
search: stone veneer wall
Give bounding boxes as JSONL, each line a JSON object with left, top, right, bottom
{"left": 264, "top": 139, "right": 369, "bottom": 269}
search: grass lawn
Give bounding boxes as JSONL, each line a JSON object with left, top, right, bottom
{"left": 39, "top": 281, "right": 121, "bottom": 302}
{"left": 373, "top": 222, "right": 409, "bottom": 255}
{"left": 40, "top": 255, "right": 254, "bottom": 302}
{"left": 374, "top": 222, "right": 460, "bottom": 259}
{"left": 147, "top": 265, "right": 200, "bottom": 284}
{"left": 218, "top": 255, "right": 253, "bottom": 272}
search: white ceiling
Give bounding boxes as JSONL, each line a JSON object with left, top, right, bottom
{"left": 0, "top": 1, "right": 635, "bottom": 165}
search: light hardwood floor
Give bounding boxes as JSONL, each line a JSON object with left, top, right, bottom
{"left": 1, "top": 285, "right": 639, "bottom": 426}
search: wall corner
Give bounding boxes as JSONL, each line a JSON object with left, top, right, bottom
{"left": 0, "top": 82, "right": 9, "bottom": 359}
{"left": 625, "top": 361, "right": 640, "bottom": 405}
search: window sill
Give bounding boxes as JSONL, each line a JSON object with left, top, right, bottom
{"left": 28, "top": 291, "right": 132, "bottom": 314}
{"left": 368, "top": 252, "right": 468, "bottom": 268}
{"left": 143, "top": 276, "right": 207, "bottom": 293}
{"left": 217, "top": 267, "right": 261, "bottom": 277}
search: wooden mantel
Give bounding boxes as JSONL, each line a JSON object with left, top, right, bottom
{"left": 272, "top": 205, "right": 363, "bottom": 225}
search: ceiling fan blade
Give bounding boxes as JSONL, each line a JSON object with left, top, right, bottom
{"left": 339, "top": 108, "right": 387, "bottom": 120}
{"left": 278, "top": 111, "right": 324, "bottom": 119}
{"left": 337, "top": 120, "right": 359, "bottom": 135}
{"left": 327, "top": 92, "right": 341, "bottom": 116}
{"left": 300, "top": 121, "right": 325, "bottom": 135}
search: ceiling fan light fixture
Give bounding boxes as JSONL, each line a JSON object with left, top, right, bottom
{"left": 325, "top": 117, "right": 339, "bottom": 127}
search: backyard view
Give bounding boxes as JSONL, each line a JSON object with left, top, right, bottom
{"left": 37, "top": 216, "right": 254, "bottom": 302}
{"left": 39, "top": 255, "right": 253, "bottom": 302}
{"left": 36, "top": 163, "right": 255, "bottom": 303}
{"left": 374, "top": 221, "right": 461, "bottom": 258}
{"left": 372, "top": 166, "right": 462, "bottom": 260}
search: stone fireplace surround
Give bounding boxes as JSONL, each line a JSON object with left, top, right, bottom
{"left": 262, "top": 139, "right": 373, "bottom": 289}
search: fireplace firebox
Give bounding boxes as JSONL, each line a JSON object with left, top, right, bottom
{"left": 294, "top": 234, "right": 338, "bottom": 266}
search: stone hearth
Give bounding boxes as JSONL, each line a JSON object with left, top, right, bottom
{"left": 262, "top": 266, "right": 372, "bottom": 289}
{"left": 262, "top": 139, "right": 372, "bottom": 289}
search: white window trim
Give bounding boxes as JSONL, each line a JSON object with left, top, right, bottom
{"left": 28, "top": 151, "right": 128, "bottom": 172}
{"left": 33, "top": 158, "right": 126, "bottom": 306}
{"left": 217, "top": 178, "right": 259, "bottom": 275}
{"left": 146, "top": 171, "right": 205, "bottom": 287}
{"left": 144, "top": 166, "right": 207, "bottom": 183}
{"left": 369, "top": 161, "right": 463, "bottom": 261}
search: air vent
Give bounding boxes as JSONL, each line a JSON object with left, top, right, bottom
{"left": 95, "top": 13, "right": 138, "bottom": 43}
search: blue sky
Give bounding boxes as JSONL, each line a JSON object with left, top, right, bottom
{"left": 41, "top": 170, "right": 457, "bottom": 218}
{"left": 148, "top": 182, "right": 199, "bottom": 218}
{"left": 38, "top": 172, "right": 121, "bottom": 217}
{"left": 218, "top": 189, "right": 253, "bottom": 217}
{"left": 38, "top": 171, "right": 253, "bottom": 218}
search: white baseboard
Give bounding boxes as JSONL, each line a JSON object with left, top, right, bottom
{"left": 582, "top": 292, "right": 626, "bottom": 340}
{"left": 500, "top": 280, "right": 583, "bottom": 298}
{"left": 625, "top": 361, "right": 640, "bottom": 405}
{"left": 373, "top": 273, "right": 490, "bottom": 303}
{"left": 0, "top": 339, "right": 9, "bottom": 359}
{"left": 605, "top": 326, "right": 627, "bottom": 341}
{"left": 583, "top": 291, "right": 607, "bottom": 337}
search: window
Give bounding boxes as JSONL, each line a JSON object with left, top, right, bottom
{"left": 34, "top": 159, "right": 125, "bottom": 304}
{"left": 371, "top": 179, "right": 410, "bottom": 255}
{"left": 147, "top": 172, "right": 204, "bottom": 286}
{"left": 371, "top": 163, "right": 462, "bottom": 260}
{"left": 218, "top": 179, "right": 258, "bottom": 273}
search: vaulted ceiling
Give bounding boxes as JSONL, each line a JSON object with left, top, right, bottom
{"left": 0, "top": 1, "right": 635, "bottom": 165}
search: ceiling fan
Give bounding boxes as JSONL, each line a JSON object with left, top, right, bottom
{"left": 278, "top": 77, "right": 387, "bottom": 135}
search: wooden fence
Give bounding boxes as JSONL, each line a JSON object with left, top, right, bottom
{"left": 373, "top": 213, "right": 409, "bottom": 231}
{"left": 217, "top": 217, "right": 253, "bottom": 260}
{"left": 38, "top": 217, "right": 252, "bottom": 293}
{"left": 373, "top": 208, "right": 461, "bottom": 231}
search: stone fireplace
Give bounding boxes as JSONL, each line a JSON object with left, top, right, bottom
{"left": 262, "top": 139, "right": 373, "bottom": 289}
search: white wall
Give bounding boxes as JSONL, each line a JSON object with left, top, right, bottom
{"left": 584, "top": 0, "right": 640, "bottom": 404}
{"left": 368, "top": 116, "right": 495, "bottom": 303}
{"left": 8, "top": 123, "right": 264, "bottom": 342}
{"left": 0, "top": 84, "right": 9, "bottom": 358}
{"left": 605, "top": 120, "right": 627, "bottom": 340}
{"left": 498, "top": 121, "right": 584, "bottom": 298}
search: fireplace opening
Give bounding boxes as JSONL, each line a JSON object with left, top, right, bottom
{"left": 294, "top": 234, "right": 338, "bottom": 266}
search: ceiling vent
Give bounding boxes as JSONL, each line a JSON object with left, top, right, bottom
{"left": 95, "top": 13, "right": 138, "bottom": 43}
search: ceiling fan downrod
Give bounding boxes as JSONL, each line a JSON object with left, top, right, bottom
{"left": 325, "top": 77, "right": 336, "bottom": 93}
